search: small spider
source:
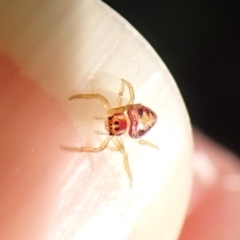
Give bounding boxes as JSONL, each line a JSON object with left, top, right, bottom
{"left": 61, "top": 79, "right": 158, "bottom": 187}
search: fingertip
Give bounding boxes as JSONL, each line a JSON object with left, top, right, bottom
{"left": 180, "top": 131, "right": 240, "bottom": 240}
{"left": 0, "top": 0, "right": 193, "bottom": 239}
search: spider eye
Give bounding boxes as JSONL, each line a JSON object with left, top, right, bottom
{"left": 114, "top": 121, "right": 119, "bottom": 125}
{"left": 114, "top": 127, "right": 120, "bottom": 132}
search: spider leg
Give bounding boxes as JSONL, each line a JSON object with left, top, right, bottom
{"left": 112, "top": 137, "right": 133, "bottom": 188}
{"left": 60, "top": 136, "right": 112, "bottom": 152}
{"left": 94, "top": 116, "right": 107, "bottom": 120}
{"left": 107, "top": 146, "right": 118, "bottom": 151}
{"left": 135, "top": 139, "right": 159, "bottom": 149}
{"left": 94, "top": 130, "right": 108, "bottom": 135}
{"left": 107, "top": 137, "right": 124, "bottom": 151}
{"left": 69, "top": 93, "right": 111, "bottom": 109}
{"left": 117, "top": 79, "right": 124, "bottom": 107}
{"left": 107, "top": 103, "right": 142, "bottom": 115}
{"left": 121, "top": 79, "right": 135, "bottom": 105}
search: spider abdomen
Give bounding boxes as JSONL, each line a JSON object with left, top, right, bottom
{"left": 127, "top": 105, "right": 157, "bottom": 138}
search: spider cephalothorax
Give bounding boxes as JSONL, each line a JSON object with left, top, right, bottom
{"left": 105, "top": 113, "right": 127, "bottom": 136}
{"left": 105, "top": 105, "right": 157, "bottom": 139}
{"left": 61, "top": 79, "right": 158, "bottom": 187}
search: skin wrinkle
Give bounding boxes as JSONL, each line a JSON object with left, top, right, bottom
{"left": 87, "top": 31, "right": 126, "bottom": 81}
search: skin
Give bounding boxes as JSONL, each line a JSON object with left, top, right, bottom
{"left": 180, "top": 131, "right": 240, "bottom": 240}
{"left": 0, "top": 1, "right": 192, "bottom": 239}
{"left": 8, "top": 0, "right": 240, "bottom": 239}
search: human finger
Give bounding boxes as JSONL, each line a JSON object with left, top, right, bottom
{"left": 0, "top": 1, "right": 192, "bottom": 239}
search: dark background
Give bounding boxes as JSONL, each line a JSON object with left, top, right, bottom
{"left": 104, "top": 0, "right": 240, "bottom": 156}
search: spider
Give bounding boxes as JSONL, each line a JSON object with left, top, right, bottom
{"left": 61, "top": 79, "right": 158, "bottom": 187}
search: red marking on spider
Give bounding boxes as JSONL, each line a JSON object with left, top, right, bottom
{"left": 61, "top": 79, "right": 158, "bottom": 187}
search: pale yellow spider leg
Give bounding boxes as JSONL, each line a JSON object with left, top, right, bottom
{"left": 117, "top": 79, "right": 124, "bottom": 107}
{"left": 94, "top": 130, "right": 108, "bottom": 135}
{"left": 69, "top": 93, "right": 111, "bottom": 109}
{"left": 121, "top": 79, "right": 135, "bottom": 105}
{"left": 94, "top": 116, "right": 106, "bottom": 120}
{"left": 112, "top": 137, "right": 133, "bottom": 188}
{"left": 107, "top": 103, "right": 142, "bottom": 115}
{"left": 107, "top": 137, "right": 124, "bottom": 150}
{"left": 117, "top": 136, "right": 124, "bottom": 145}
{"left": 60, "top": 136, "right": 112, "bottom": 152}
{"left": 107, "top": 146, "right": 118, "bottom": 151}
{"left": 135, "top": 139, "right": 159, "bottom": 149}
